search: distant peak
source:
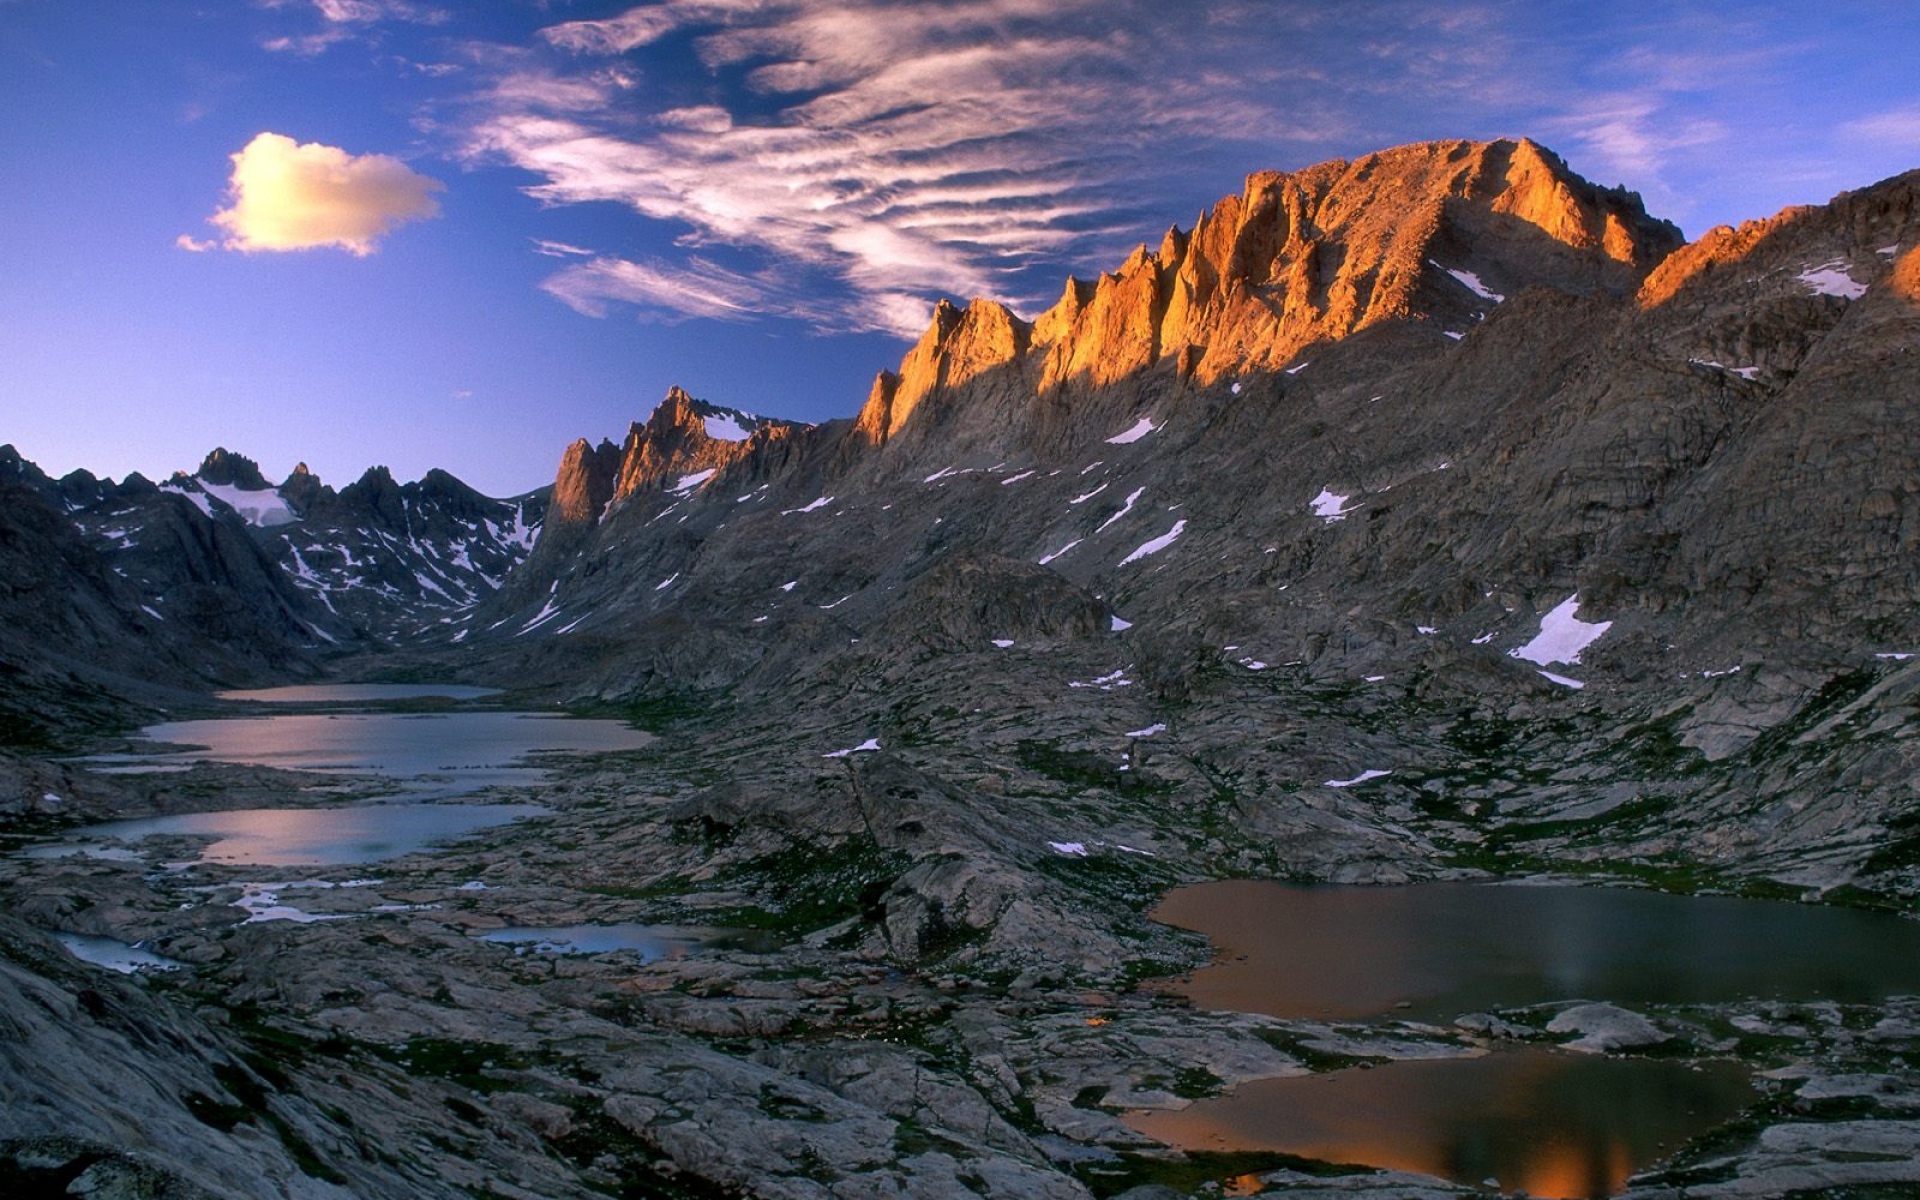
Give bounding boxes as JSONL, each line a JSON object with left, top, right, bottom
{"left": 197, "top": 447, "right": 271, "bottom": 490}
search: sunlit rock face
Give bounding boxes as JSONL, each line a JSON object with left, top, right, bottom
{"left": 1027, "top": 138, "right": 1682, "bottom": 391}
{"left": 471, "top": 140, "right": 1920, "bottom": 890}
{"left": 550, "top": 437, "right": 621, "bottom": 528}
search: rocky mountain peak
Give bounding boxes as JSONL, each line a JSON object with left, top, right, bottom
{"left": 1021, "top": 137, "right": 1684, "bottom": 391}
{"left": 196, "top": 447, "right": 272, "bottom": 490}
{"left": 857, "top": 298, "right": 1033, "bottom": 445}
{"left": 854, "top": 139, "right": 1684, "bottom": 430}
{"left": 551, "top": 437, "right": 622, "bottom": 527}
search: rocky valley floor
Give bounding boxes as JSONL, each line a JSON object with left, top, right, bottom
{"left": 5, "top": 657, "right": 1920, "bottom": 1200}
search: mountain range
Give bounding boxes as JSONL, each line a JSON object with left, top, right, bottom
{"left": 5, "top": 136, "right": 1920, "bottom": 1199}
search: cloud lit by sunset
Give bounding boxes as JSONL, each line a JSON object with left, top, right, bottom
{"left": 3, "top": 0, "right": 1918, "bottom": 494}
{"left": 204, "top": 132, "right": 443, "bottom": 256}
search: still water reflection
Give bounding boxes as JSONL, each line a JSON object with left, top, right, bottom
{"left": 33, "top": 803, "right": 546, "bottom": 866}
{"left": 1134, "top": 879, "right": 1920, "bottom": 1195}
{"left": 45, "top": 699, "right": 651, "bottom": 865}
{"left": 1126, "top": 1049, "right": 1755, "bottom": 1200}
{"left": 1152, "top": 879, "right": 1920, "bottom": 1021}
{"left": 479, "top": 923, "right": 779, "bottom": 960}
{"left": 123, "top": 712, "right": 652, "bottom": 786}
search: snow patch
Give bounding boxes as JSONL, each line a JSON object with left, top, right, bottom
{"left": 1106, "top": 417, "right": 1159, "bottom": 445}
{"left": 164, "top": 483, "right": 215, "bottom": 519}
{"left": 1510, "top": 594, "right": 1611, "bottom": 666}
{"left": 1070, "top": 667, "right": 1133, "bottom": 691}
{"left": 1110, "top": 614, "right": 1132, "bottom": 632}
{"left": 1690, "top": 358, "right": 1762, "bottom": 380}
{"left": 1797, "top": 261, "right": 1867, "bottom": 299}
{"left": 1285, "top": 360, "right": 1311, "bottom": 375}
{"left": 517, "top": 583, "right": 563, "bottom": 635}
{"left": 1433, "top": 260, "right": 1505, "bottom": 303}
{"left": 655, "top": 573, "right": 679, "bottom": 591}
{"left": 782, "top": 495, "right": 834, "bottom": 515}
{"left": 991, "top": 638, "right": 1015, "bottom": 649}
{"left": 1097, "top": 487, "right": 1146, "bottom": 532}
{"left": 1119, "top": 519, "right": 1186, "bottom": 566}
{"left": 1049, "top": 842, "right": 1088, "bottom": 857}
{"left": 1325, "top": 769, "right": 1391, "bottom": 788}
{"left": 823, "top": 738, "right": 881, "bottom": 759}
{"left": 1538, "top": 670, "right": 1586, "bottom": 690}
{"left": 1036, "top": 537, "right": 1082, "bottom": 564}
{"left": 199, "top": 481, "right": 299, "bottom": 528}
{"left": 703, "top": 412, "right": 751, "bottom": 441}
{"left": 670, "top": 468, "right": 717, "bottom": 494}
{"left": 1069, "top": 482, "right": 1109, "bottom": 505}
{"left": 1311, "top": 488, "right": 1356, "bottom": 522}
{"left": 1124, "top": 723, "right": 1166, "bottom": 738}
{"left": 1000, "top": 469, "right": 1036, "bottom": 486}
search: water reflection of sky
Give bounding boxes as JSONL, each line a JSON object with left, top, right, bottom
{"left": 479, "top": 924, "right": 778, "bottom": 961}
{"left": 1153, "top": 879, "right": 1920, "bottom": 1020}
{"left": 1127, "top": 1049, "right": 1755, "bottom": 1199}
{"left": 41, "top": 707, "right": 649, "bottom": 867}
{"left": 36, "top": 804, "right": 547, "bottom": 867}
{"left": 129, "top": 712, "right": 651, "bottom": 781}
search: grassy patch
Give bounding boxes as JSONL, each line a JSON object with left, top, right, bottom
{"left": 370, "top": 1038, "right": 528, "bottom": 1093}
{"left": 654, "top": 835, "right": 912, "bottom": 938}
{"left": 1016, "top": 739, "right": 1125, "bottom": 790}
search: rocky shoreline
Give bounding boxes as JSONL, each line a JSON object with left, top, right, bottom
{"left": 6, "top": 692, "right": 1919, "bottom": 1199}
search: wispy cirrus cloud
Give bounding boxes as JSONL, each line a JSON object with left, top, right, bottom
{"left": 463, "top": 0, "right": 1361, "bottom": 334}
{"left": 541, "top": 254, "right": 805, "bottom": 323}
{"left": 194, "top": 132, "right": 443, "bottom": 256}
{"left": 450, "top": 1, "right": 1903, "bottom": 333}
{"left": 261, "top": 0, "right": 448, "bottom": 55}
{"left": 1841, "top": 103, "right": 1920, "bottom": 150}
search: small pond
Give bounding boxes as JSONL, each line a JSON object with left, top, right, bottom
{"left": 1126, "top": 1048, "right": 1756, "bottom": 1200}
{"left": 55, "top": 933, "right": 184, "bottom": 974}
{"left": 478, "top": 923, "right": 780, "bottom": 961}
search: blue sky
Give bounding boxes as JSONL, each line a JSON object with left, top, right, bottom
{"left": 3, "top": 1, "right": 1918, "bottom": 496}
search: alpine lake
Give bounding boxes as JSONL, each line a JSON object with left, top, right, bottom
{"left": 29, "top": 684, "right": 728, "bottom": 946}
{"left": 19, "top": 685, "right": 1920, "bottom": 1198}
{"left": 1126, "top": 879, "right": 1920, "bottom": 1196}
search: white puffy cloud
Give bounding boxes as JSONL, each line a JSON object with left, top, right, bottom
{"left": 207, "top": 132, "right": 444, "bottom": 256}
